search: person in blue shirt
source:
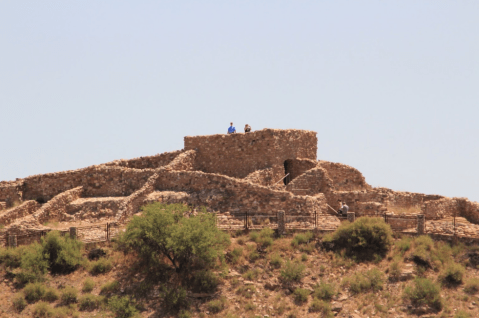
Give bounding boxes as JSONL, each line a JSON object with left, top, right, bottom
{"left": 227, "top": 122, "right": 236, "bottom": 134}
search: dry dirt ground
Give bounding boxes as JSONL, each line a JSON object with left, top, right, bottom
{"left": 2, "top": 232, "right": 479, "bottom": 318}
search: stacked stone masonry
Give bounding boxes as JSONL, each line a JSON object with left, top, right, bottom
{"left": 1, "top": 128, "right": 479, "bottom": 242}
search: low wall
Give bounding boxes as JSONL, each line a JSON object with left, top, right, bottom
{"left": 318, "top": 161, "right": 370, "bottom": 191}
{"left": 0, "top": 201, "right": 40, "bottom": 226}
{"left": 32, "top": 187, "right": 84, "bottom": 224}
{"left": 285, "top": 167, "right": 334, "bottom": 197}
{"left": 102, "top": 150, "right": 183, "bottom": 169}
{"left": 153, "top": 169, "right": 326, "bottom": 216}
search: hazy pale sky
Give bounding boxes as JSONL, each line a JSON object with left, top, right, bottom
{"left": 1, "top": 1, "right": 478, "bottom": 202}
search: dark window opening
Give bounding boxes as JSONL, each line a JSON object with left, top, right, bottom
{"left": 284, "top": 159, "right": 293, "bottom": 185}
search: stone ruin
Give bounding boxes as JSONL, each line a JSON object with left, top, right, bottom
{"left": 1, "top": 128, "right": 479, "bottom": 244}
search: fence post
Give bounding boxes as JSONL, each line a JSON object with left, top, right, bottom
{"left": 277, "top": 210, "right": 285, "bottom": 236}
{"left": 347, "top": 212, "right": 355, "bottom": 223}
{"left": 106, "top": 223, "right": 110, "bottom": 242}
{"left": 8, "top": 235, "right": 17, "bottom": 248}
{"left": 69, "top": 227, "right": 77, "bottom": 240}
{"left": 245, "top": 212, "right": 249, "bottom": 230}
{"left": 417, "top": 214, "right": 425, "bottom": 235}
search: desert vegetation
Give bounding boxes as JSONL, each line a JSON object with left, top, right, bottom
{"left": 1, "top": 205, "right": 479, "bottom": 317}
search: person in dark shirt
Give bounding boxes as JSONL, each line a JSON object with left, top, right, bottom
{"left": 244, "top": 124, "right": 251, "bottom": 133}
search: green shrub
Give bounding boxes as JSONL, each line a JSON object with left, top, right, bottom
{"left": 79, "top": 294, "right": 103, "bottom": 311}
{"left": 61, "top": 286, "right": 78, "bottom": 304}
{"left": 270, "top": 253, "right": 283, "bottom": 269}
{"left": 440, "top": 262, "right": 465, "bottom": 286}
{"left": 249, "top": 250, "right": 260, "bottom": 262}
{"left": 309, "top": 298, "right": 334, "bottom": 317}
{"left": 24, "top": 282, "right": 47, "bottom": 303}
{"left": 12, "top": 294, "right": 27, "bottom": 312}
{"left": 43, "top": 287, "right": 59, "bottom": 302}
{"left": 291, "top": 232, "right": 313, "bottom": 248}
{"left": 100, "top": 280, "right": 120, "bottom": 295}
{"left": 190, "top": 270, "right": 219, "bottom": 293}
{"left": 32, "top": 301, "right": 54, "bottom": 318}
{"left": 120, "top": 203, "right": 230, "bottom": 273}
{"left": 108, "top": 295, "right": 138, "bottom": 318}
{"left": 454, "top": 310, "right": 471, "bottom": 318}
{"left": 42, "top": 231, "right": 83, "bottom": 274}
{"left": 293, "top": 288, "right": 310, "bottom": 303}
{"left": 82, "top": 278, "right": 95, "bottom": 293}
{"left": 464, "top": 277, "right": 479, "bottom": 294}
{"left": 236, "top": 285, "right": 256, "bottom": 298}
{"left": 163, "top": 286, "right": 189, "bottom": 311}
{"left": 228, "top": 247, "right": 243, "bottom": 264}
{"left": 395, "top": 237, "right": 412, "bottom": 255}
{"left": 178, "top": 310, "right": 192, "bottom": 318}
{"left": 0, "top": 246, "right": 25, "bottom": 268}
{"left": 17, "top": 243, "right": 49, "bottom": 284}
{"left": 243, "top": 268, "right": 260, "bottom": 281}
{"left": 89, "top": 257, "right": 112, "bottom": 275}
{"left": 313, "top": 282, "right": 336, "bottom": 301}
{"left": 403, "top": 278, "right": 442, "bottom": 311}
{"left": 280, "top": 261, "right": 305, "bottom": 283}
{"left": 244, "top": 302, "right": 256, "bottom": 311}
{"left": 342, "top": 268, "right": 384, "bottom": 294}
{"left": 206, "top": 297, "right": 226, "bottom": 313}
{"left": 301, "top": 253, "right": 308, "bottom": 262}
{"left": 323, "top": 217, "right": 393, "bottom": 261}
{"left": 388, "top": 260, "right": 402, "bottom": 281}
{"left": 249, "top": 228, "right": 274, "bottom": 248}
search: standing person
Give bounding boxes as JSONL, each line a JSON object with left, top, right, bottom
{"left": 227, "top": 122, "right": 236, "bottom": 134}
{"left": 244, "top": 124, "right": 251, "bottom": 133}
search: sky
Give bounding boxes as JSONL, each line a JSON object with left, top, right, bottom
{"left": 1, "top": 1, "right": 478, "bottom": 202}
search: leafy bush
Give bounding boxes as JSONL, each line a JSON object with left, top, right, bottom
{"left": 12, "top": 294, "right": 27, "bottom": 312}
{"left": 190, "top": 270, "right": 219, "bottom": 293}
{"left": 100, "top": 280, "right": 120, "bottom": 295}
{"left": 342, "top": 268, "right": 384, "bottom": 294}
{"left": 388, "top": 260, "right": 402, "bottom": 281}
{"left": 120, "top": 203, "right": 230, "bottom": 273}
{"left": 61, "top": 286, "right": 78, "bottom": 304}
{"left": 291, "top": 232, "right": 313, "bottom": 248}
{"left": 42, "top": 231, "right": 83, "bottom": 274}
{"left": 163, "top": 286, "right": 189, "bottom": 311}
{"left": 24, "top": 282, "right": 47, "bottom": 303}
{"left": 82, "top": 278, "right": 95, "bottom": 293}
{"left": 395, "top": 237, "right": 412, "bottom": 255}
{"left": 313, "top": 282, "right": 336, "bottom": 301}
{"left": 440, "top": 262, "right": 465, "bottom": 286}
{"left": 309, "top": 298, "right": 334, "bottom": 317}
{"left": 454, "top": 310, "right": 471, "bottom": 318}
{"left": 32, "top": 301, "right": 54, "bottom": 318}
{"left": 403, "top": 278, "right": 443, "bottom": 311}
{"left": 249, "top": 250, "right": 260, "bottom": 262}
{"left": 228, "top": 247, "right": 243, "bottom": 264}
{"left": 17, "top": 243, "right": 49, "bottom": 284}
{"left": 323, "top": 217, "right": 393, "bottom": 261}
{"left": 79, "top": 294, "right": 103, "bottom": 311}
{"left": 464, "top": 278, "right": 479, "bottom": 294}
{"left": 270, "top": 253, "right": 283, "bottom": 269}
{"left": 178, "top": 310, "right": 192, "bottom": 318}
{"left": 43, "top": 287, "right": 59, "bottom": 302}
{"left": 108, "top": 295, "right": 138, "bottom": 318}
{"left": 280, "top": 261, "right": 305, "bottom": 283}
{"left": 0, "top": 246, "right": 25, "bottom": 268}
{"left": 89, "top": 258, "right": 113, "bottom": 275}
{"left": 293, "top": 288, "right": 310, "bottom": 303}
{"left": 301, "top": 253, "right": 308, "bottom": 262}
{"left": 206, "top": 297, "right": 226, "bottom": 313}
{"left": 236, "top": 285, "right": 256, "bottom": 298}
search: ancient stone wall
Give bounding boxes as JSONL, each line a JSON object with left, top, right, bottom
{"left": 67, "top": 197, "right": 125, "bottom": 220}
{"left": 0, "top": 181, "right": 24, "bottom": 207}
{"left": 164, "top": 150, "right": 196, "bottom": 171}
{"left": 284, "top": 158, "right": 318, "bottom": 185}
{"left": 243, "top": 168, "right": 275, "bottom": 186}
{"left": 422, "top": 198, "right": 459, "bottom": 219}
{"left": 0, "top": 201, "right": 40, "bottom": 226}
{"left": 285, "top": 167, "right": 334, "bottom": 197}
{"left": 318, "top": 161, "right": 370, "bottom": 191}
{"left": 31, "top": 187, "right": 84, "bottom": 225}
{"left": 153, "top": 169, "right": 326, "bottom": 216}
{"left": 102, "top": 150, "right": 183, "bottom": 169}
{"left": 184, "top": 129, "right": 317, "bottom": 179}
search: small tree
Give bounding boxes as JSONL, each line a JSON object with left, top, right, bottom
{"left": 121, "top": 203, "right": 230, "bottom": 273}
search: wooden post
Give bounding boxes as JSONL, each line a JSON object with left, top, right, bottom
{"left": 277, "top": 211, "right": 285, "bottom": 236}
{"left": 417, "top": 214, "right": 425, "bottom": 235}
{"left": 8, "top": 235, "right": 17, "bottom": 248}
{"left": 69, "top": 227, "right": 77, "bottom": 240}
